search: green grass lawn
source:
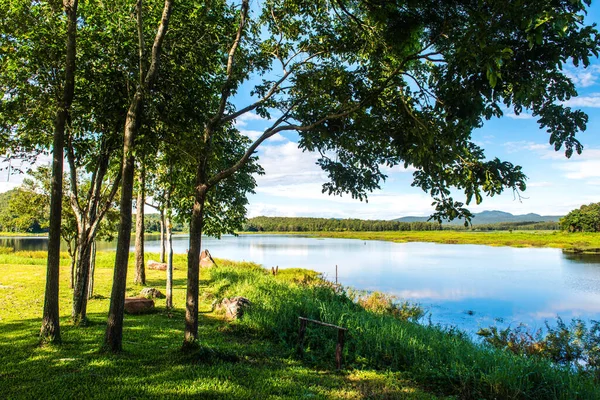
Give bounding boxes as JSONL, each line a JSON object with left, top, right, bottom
{"left": 241, "top": 230, "right": 600, "bottom": 251}
{"left": 0, "top": 251, "right": 442, "bottom": 400}
{"left": 1, "top": 250, "right": 598, "bottom": 399}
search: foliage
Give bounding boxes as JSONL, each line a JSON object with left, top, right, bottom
{"left": 348, "top": 290, "right": 425, "bottom": 322}
{"left": 560, "top": 203, "right": 600, "bottom": 232}
{"left": 478, "top": 318, "right": 600, "bottom": 378}
{"left": 0, "top": 252, "right": 442, "bottom": 400}
{"left": 0, "top": 168, "right": 51, "bottom": 233}
{"left": 208, "top": 264, "right": 599, "bottom": 399}
{"left": 244, "top": 216, "right": 441, "bottom": 232}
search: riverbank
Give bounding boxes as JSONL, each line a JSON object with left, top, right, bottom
{"left": 1, "top": 251, "right": 598, "bottom": 399}
{"left": 241, "top": 230, "right": 600, "bottom": 252}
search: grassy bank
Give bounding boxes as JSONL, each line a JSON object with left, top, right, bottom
{"left": 241, "top": 230, "right": 600, "bottom": 251}
{"left": 1, "top": 251, "right": 598, "bottom": 399}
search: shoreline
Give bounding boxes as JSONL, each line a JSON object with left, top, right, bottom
{"left": 238, "top": 230, "right": 600, "bottom": 252}
{"left": 3, "top": 230, "right": 600, "bottom": 253}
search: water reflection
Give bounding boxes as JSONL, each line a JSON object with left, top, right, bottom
{"left": 2, "top": 234, "right": 600, "bottom": 334}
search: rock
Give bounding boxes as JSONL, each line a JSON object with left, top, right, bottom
{"left": 200, "top": 249, "right": 217, "bottom": 268}
{"left": 124, "top": 297, "right": 155, "bottom": 314}
{"left": 148, "top": 260, "right": 167, "bottom": 271}
{"left": 140, "top": 287, "right": 165, "bottom": 299}
{"left": 219, "top": 296, "right": 251, "bottom": 320}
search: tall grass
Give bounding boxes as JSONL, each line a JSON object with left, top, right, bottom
{"left": 208, "top": 264, "right": 600, "bottom": 399}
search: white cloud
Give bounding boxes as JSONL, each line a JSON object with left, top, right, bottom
{"left": 240, "top": 129, "right": 286, "bottom": 143}
{"left": 255, "top": 142, "right": 327, "bottom": 187}
{"left": 505, "top": 112, "right": 534, "bottom": 120}
{"left": 504, "top": 141, "right": 552, "bottom": 154}
{"left": 564, "top": 65, "right": 600, "bottom": 88}
{"left": 563, "top": 93, "right": 600, "bottom": 108}
{"left": 557, "top": 159, "right": 600, "bottom": 180}
{"left": 234, "top": 112, "right": 271, "bottom": 128}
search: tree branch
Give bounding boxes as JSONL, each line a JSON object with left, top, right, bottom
{"left": 136, "top": 0, "right": 146, "bottom": 87}
{"left": 211, "top": 0, "right": 250, "bottom": 125}
{"left": 144, "top": 0, "right": 173, "bottom": 90}
{"left": 66, "top": 134, "right": 83, "bottom": 222}
{"left": 220, "top": 51, "right": 324, "bottom": 124}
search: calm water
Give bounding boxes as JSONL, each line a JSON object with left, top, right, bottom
{"left": 3, "top": 234, "right": 600, "bottom": 334}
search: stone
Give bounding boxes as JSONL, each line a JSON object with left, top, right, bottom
{"left": 124, "top": 297, "right": 155, "bottom": 314}
{"left": 148, "top": 260, "right": 167, "bottom": 271}
{"left": 219, "top": 296, "right": 251, "bottom": 320}
{"left": 200, "top": 249, "right": 217, "bottom": 268}
{"left": 140, "top": 287, "right": 165, "bottom": 299}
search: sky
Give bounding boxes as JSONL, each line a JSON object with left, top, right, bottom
{"left": 2, "top": 3, "right": 600, "bottom": 221}
{"left": 237, "top": 3, "right": 600, "bottom": 220}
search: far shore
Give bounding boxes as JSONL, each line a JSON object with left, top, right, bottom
{"left": 2, "top": 230, "right": 600, "bottom": 253}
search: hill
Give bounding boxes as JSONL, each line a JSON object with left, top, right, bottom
{"left": 395, "top": 210, "right": 562, "bottom": 225}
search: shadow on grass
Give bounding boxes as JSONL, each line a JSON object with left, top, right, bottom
{"left": 0, "top": 309, "right": 429, "bottom": 400}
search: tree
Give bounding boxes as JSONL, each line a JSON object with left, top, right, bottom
{"left": 560, "top": 203, "right": 600, "bottom": 232}
{"left": 41, "top": 0, "right": 78, "bottom": 344}
{"left": 175, "top": 0, "right": 600, "bottom": 346}
{"left": 104, "top": 0, "right": 174, "bottom": 352}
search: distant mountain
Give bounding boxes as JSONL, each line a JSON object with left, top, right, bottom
{"left": 394, "top": 210, "right": 562, "bottom": 225}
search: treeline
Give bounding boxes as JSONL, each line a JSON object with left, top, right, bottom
{"left": 143, "top": 214, "right": 186, "bottom": 233}
{"left": 451, "top": 221, "right": 560, "bottom": 231}
{"left": 243, "top": 216, "right": 560, "bottom": 233}
{"left": 243, "top": 216, "right": 442, "bottom": 232}
{"left": 0, "top": 187, "right": 186, "bottom": 234}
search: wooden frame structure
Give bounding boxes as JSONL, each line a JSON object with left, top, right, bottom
{"left": 297, "top": 317, "right": 348, "bottom": 370}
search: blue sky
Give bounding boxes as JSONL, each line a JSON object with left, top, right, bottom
{"left": 2, "top": 3, "right": 600, "bottom": 221}
{"left": 237, "top": 3, "right": 600, "bottom": 220}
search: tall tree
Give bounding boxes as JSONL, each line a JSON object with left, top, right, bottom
{"left": 178, "top": 0, "right": 600, "bottom": 346}
{"left": 39, "top": 0, "right": 78, "bottom": 343}
{"left": 104, "top": 0, "right": 174, "bottom": 352}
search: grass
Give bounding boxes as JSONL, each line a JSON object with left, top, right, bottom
{"left": 1, "top": 251, "right": 599, "bottom": 399}
{"left": 0, "top": 251, "right": 443, "bottom": 400}
{"left": 240, "top": 230, "right": 600, "bottom": 251}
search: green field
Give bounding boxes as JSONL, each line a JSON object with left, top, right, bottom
{"left": 1, "top": 251, "right": 599, "bottom": 399}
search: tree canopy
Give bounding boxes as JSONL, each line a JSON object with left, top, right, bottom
{"left": 560, "top": 203, "right": 600, "bottom": 232}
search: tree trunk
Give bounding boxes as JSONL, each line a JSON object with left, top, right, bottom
{"left": 72, "top": 234, "right": 92, "bottom": 324}
{"left": 104, "top": 0, "right": 172, "bottom": 352}
{"left": 41, "top": 110, "right": 66, "bottom": 343}
{"left": 104, "top": 92, "right": 142, "bottom": 352}
{"left": 166, "top": 206, "right": 173, "bottom": 309}
{"left": 159, "top": 209, "right": 166, "bottom": 263}
{"left": 40, "top": 0, "right": 79, "bottom": 344}
{"left": 87, "top": 240, "right": 96, "bottom": 299}
{"left": 134, "top": 163, "right": 146, "bottom": 285}
{"left": 69, "top": 244, "right": 77, "bottom": 290}
{"left": 183, "top": 186, "right": 207, "bottom": 347}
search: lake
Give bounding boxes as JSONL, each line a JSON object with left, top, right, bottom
{"left": 3, "top": 234, "right": 600, "bottom": 334}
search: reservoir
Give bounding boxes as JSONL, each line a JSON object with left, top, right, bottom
{"left": 2, "top": 234, "right": 600, "bottom": 334}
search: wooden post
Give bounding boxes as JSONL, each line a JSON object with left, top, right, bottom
{"left": 297, "top": 317, "right": 347, "bottom": 369}
{"left": 336, "top": 328, "right": 345, "bottom": 370}
{"left": 297, "top": 318, "right": 307, "bottom": 357}
{"left": 335, "top": 264, "right": 338, "bottom": 284}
